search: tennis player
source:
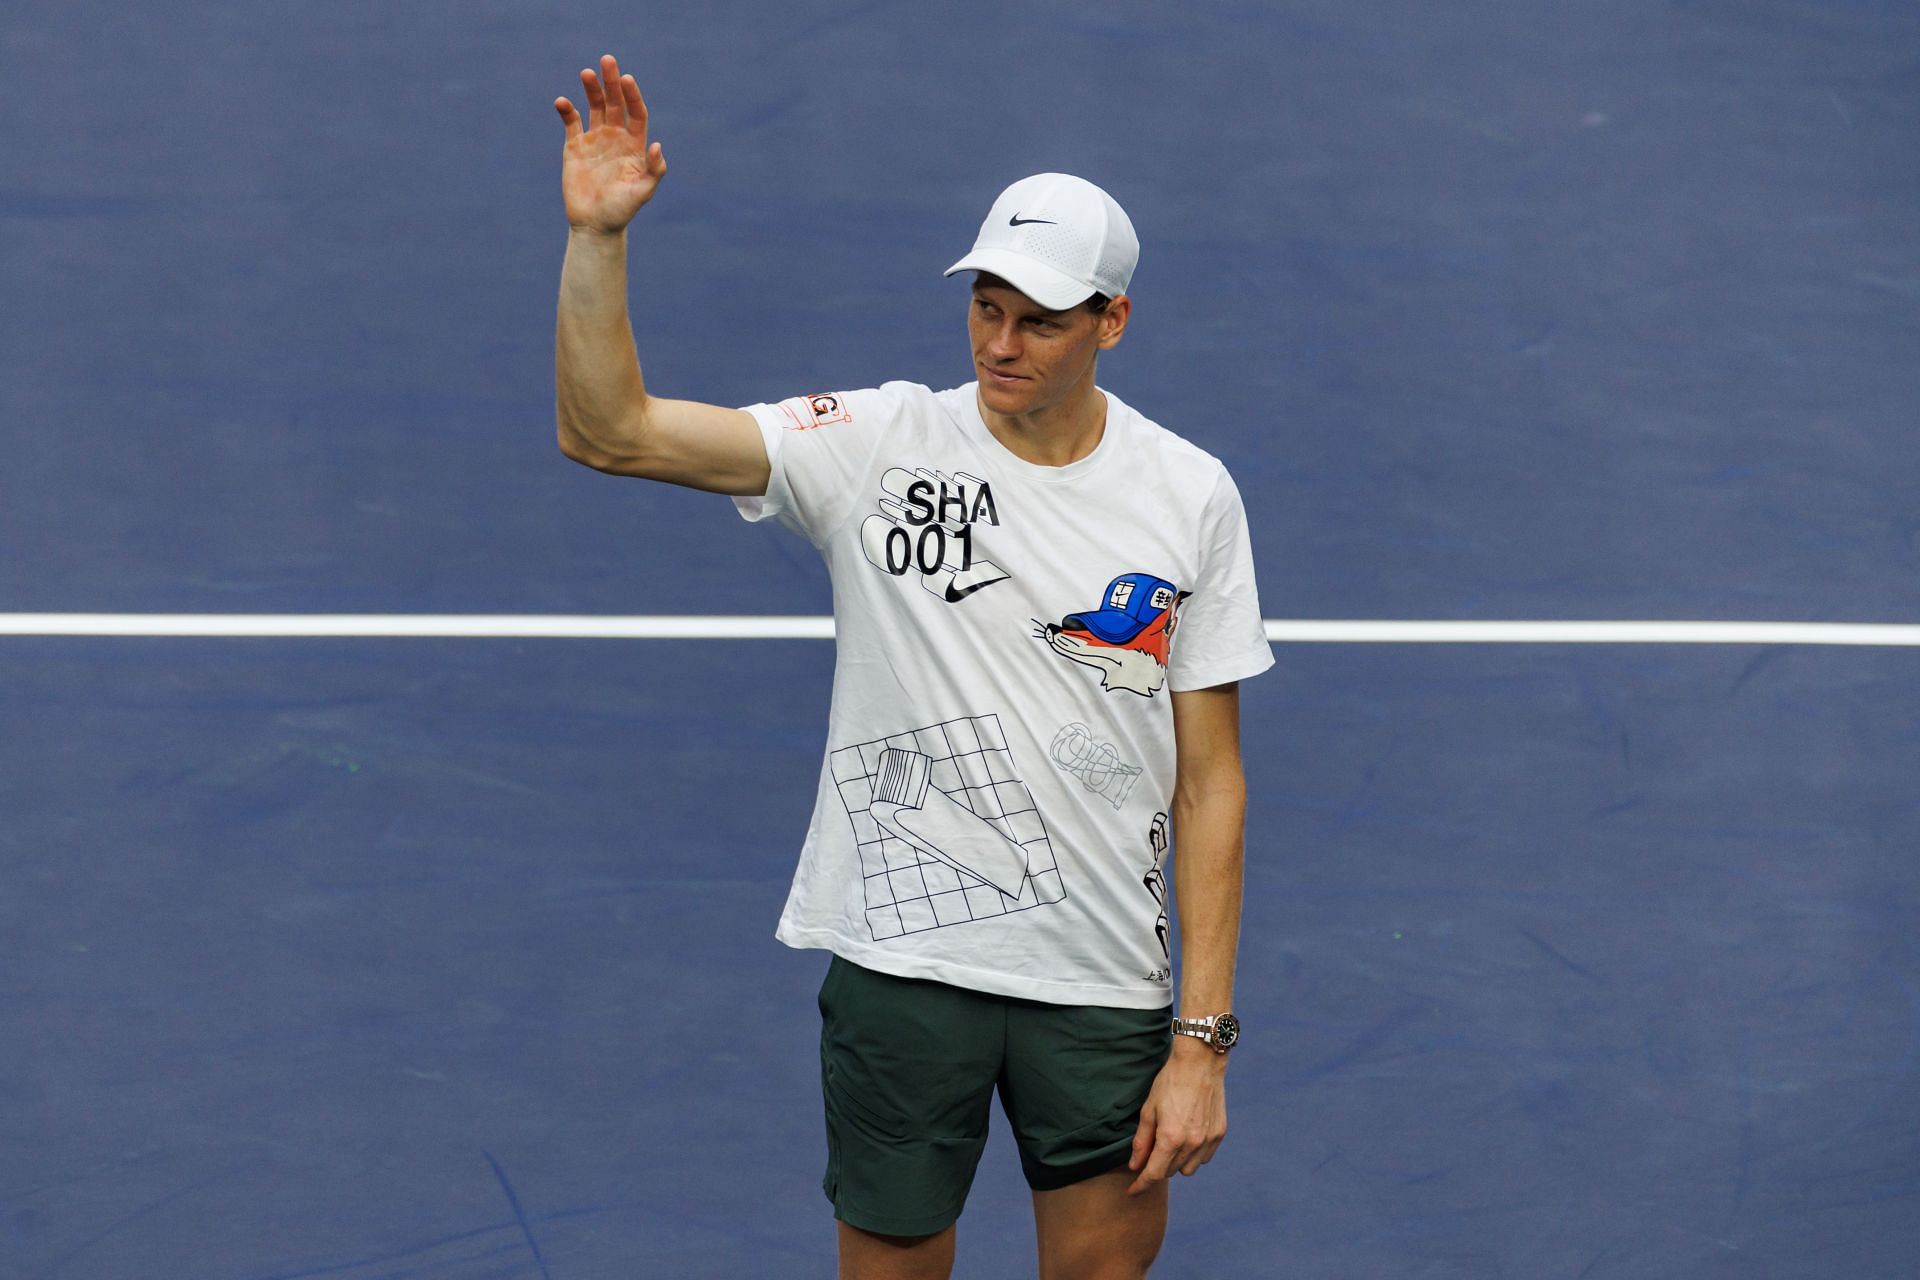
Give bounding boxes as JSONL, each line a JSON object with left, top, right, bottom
{"left": 553, "top": 53, "right": 1272, "bottom": 1280}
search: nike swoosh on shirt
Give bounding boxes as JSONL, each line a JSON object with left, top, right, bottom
{"left": 943, "top": 565, "right": 1012, "bottom": 601}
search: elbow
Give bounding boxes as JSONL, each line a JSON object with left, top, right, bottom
{"left": 556, "top": 404, "right": 651, "bottom": 475}
{"left": 556, "top": 423, "right": 610, "bottom": 470}
{"left": 1173, "top": 767, "right": 1246, "bottom": 822}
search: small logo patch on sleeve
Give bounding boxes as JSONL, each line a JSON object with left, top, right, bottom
{"left": 806, "top": 393, "right": 853, "bottom": 426}
{"left": 775, "top": 393, "right": 855, "bottom": 431}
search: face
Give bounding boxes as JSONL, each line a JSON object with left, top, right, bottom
{"left": 968, "top": 276, "right": 1129, "bottom": 419}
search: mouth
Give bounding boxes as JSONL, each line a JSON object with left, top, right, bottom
{"left": 980, "top": 365, "right": 1028, "bottom": 386}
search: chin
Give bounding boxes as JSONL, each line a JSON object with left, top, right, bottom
{"left": 977, "top": 376, "right": 1041, "bottom": 415}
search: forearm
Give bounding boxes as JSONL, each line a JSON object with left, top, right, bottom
{"left": 555, "top": 227, "right": 650, "bottom": 465}
{"left": 1129, "top": 719, "right": 1246, "bottom": 1191}
{"left": 1170, "top": 771, "right": 1246, "bottom": 1020}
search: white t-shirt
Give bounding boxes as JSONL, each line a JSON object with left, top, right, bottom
{"left": 734, "top": 382, "right": 1272, "bottom": 1008}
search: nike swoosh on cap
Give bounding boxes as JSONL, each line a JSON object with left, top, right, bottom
{"left": 1008, "top": 213, "right": 1056, "bottom": 226}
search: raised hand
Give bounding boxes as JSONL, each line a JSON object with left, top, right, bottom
{"left": 554, "top": 54, "right": 667, "bottom": 234}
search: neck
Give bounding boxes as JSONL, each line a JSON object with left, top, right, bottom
{"left": 975, "top": 374, "right": 1109, "bottom": 468}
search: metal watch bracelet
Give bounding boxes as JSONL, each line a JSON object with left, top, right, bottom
{"left": 1170, "top": 1012, "right": 1240, "bottom": 1053}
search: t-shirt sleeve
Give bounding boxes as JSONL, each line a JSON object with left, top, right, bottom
{"left": 1168, "top": 468, "right": 1275, "bottom": 692}
{"left": 732, "top": 385, "right": 904, "bottom": 546}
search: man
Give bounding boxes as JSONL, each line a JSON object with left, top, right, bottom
{"left": 553, "top": 53, "right": 1272, "bottom": 1280}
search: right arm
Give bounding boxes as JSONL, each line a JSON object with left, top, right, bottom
{"left": 553, "top": 54, "right": 769, "bottom": 496}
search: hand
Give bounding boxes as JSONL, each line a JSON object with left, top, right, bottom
{"left": 554, "top": 53, "right": 667, "bottom": 234}
{"left": 1125, "top": 1042, "right": 1228, "bottom": 1196}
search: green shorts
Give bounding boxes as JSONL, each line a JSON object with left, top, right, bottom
{"left": 817, "top": 955, "right": 1172, "bottom": 1237}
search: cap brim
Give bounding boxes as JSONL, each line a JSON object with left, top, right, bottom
{"left": 1062, "top": 609, "right": 1154, "bottom": 645}
{"left": 944, "top": 248, "right": 1096, "bottom": 311}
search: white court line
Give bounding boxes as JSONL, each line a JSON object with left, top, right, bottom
{"left": 1, "top": 614, "right": 1918, "bottom": 645}
{"left": 0, "top": 614, "right": 837, "bottom": 640}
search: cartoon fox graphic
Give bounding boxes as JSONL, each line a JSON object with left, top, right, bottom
{"left": 1034, "top": 572, "right": 1189, "bottom": 697}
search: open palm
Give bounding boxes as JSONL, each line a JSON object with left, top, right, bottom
{"left": 555, "top": 53, "right": 667, "bottom": 234}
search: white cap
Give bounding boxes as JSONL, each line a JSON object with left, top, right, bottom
{"left": 944, "top": 173, "right": 1139, "bottom": 310}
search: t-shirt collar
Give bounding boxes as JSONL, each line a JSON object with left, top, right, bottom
{"left": 957, "top": 383, "right": 1129, "bottom": 484}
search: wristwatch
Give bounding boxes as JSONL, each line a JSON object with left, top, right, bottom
{"left": 1170, "top": 1012, "right": 1240, "bottom": 1054}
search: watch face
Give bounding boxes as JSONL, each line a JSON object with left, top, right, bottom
{"left": 1213, "top": 1013, "right": 1240, "bottom": 1049}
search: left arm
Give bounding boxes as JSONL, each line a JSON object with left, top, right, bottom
{"left": 1127, "top": 681, "right": 1247, "bottom": 1195}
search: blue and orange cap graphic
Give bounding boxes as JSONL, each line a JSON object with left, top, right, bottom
{"left": 1062, "top": 573, "right": 1181, "bottom": 644}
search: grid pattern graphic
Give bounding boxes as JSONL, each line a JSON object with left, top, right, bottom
{"left": 830, "top": 714, "right": 1065, "bottom": 940}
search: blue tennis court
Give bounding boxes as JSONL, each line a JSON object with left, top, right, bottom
{"left": 6, "top": 3, "right": 1918, "bottom": 1277}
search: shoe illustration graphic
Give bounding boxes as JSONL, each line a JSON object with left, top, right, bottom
{"left": 869, "top": 747, "right": 1032, "bottom": 899}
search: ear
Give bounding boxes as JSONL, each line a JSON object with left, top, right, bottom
{"left": 1095, "top": 294, "right": 1132, "bottom": 350}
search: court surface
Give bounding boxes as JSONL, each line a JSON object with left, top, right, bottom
{"left": 5, "top": 2, "right": 1918, "bottom": 1277}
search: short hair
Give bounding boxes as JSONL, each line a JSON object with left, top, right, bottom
{"left": 972, "top": 271, "right": 1115, "bottom": 317}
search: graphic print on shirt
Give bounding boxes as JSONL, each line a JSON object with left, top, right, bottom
{"left": 860, "top": 467, "right": 1011, "bottom": 603}
{"left": 1050, "top": 722, "right": 1143, "bottom": 810}
{"left": 829, "top": 714, "right": 1064, "bottom": 941}
{"left": 1034, "top": 572, "right": 1190, "bottom": 697}
{"left": 774, "top": 392, "right": 854, "bottom": 430}
{"left": 1144, "top": 811, "right": 1171, "bottom": 980}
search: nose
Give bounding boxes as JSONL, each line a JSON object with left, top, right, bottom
{"left": 984, "top": 317, "right": 1022, "bottom": 362}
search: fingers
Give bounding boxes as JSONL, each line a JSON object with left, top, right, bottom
{"left": 1178, "top": 1139, "right": 1217, "bottom": 1177}
{"left": 573, "top": 56, "right": 652, "bottom": 142}
{"left": 555, "top": 97, "right": 582, "bottom": 140}
{"left": 624, "top": 74, "right": 665, "bottom": 176}
{"left": 620, "top": 73, "right": 649, "bottom": 138}
{"left": 1125, "top": 1117, "right": 1225, "bottom": 1193}
{"left": 1127, "top": 1109, "right": 1156, "bottom": 1174}
{"left": 1130, "top": 1136, "right": 1212, "bottom": 1192}
{"left": 1127, "top": 1139, "right": 1179, "bottom": 1196}
{"left": 1176, "top": 1123, "right": 1227, "bottom": 1177}
{"left": 599, "top": 54, "right": 628, "bottom": 128}
{"left": 1126, "top": 1103, "right": 1172, "bottom": 1196}
{"left": 578, "top": 66, "right": 605, "bottom": 131}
